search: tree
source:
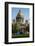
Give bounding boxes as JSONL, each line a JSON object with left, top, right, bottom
{"left": 15, "top": 23, "right": 19, "bottom": 33}
{"left": 12, "top": 23, "right": 19, "bottom": 34}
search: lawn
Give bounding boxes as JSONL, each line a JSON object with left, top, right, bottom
{"left": 12, "top": 33, "right": 29, "bottom": 38}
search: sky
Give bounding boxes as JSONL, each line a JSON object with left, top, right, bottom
{"left": 12, "top": 8, "right": 29, "bottom": 21}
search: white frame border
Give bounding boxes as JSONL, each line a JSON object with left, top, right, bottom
{"left": 8, "top": 4, "right": 33, "bottom": 42}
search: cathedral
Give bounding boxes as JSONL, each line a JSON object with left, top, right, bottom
{"left": 12, "top": 9, "right": 29, "bottom": 34}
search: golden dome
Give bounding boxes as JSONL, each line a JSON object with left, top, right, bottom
{"left": 17, "top": 10, "right": 24, "bottom": 17}
{"left": 16, "top": 10, "right": 24, "bottom": 23}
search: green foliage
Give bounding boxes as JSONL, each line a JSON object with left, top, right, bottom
{"left": 12, "top": 23, "right": 19, "bottom": 33}
{"left": 12, "top": 33, "right": 29, "bottom": 38}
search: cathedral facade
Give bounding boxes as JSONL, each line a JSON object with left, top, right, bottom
{"left": 12, "top": 10, "right": 29, "bottom": 34}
